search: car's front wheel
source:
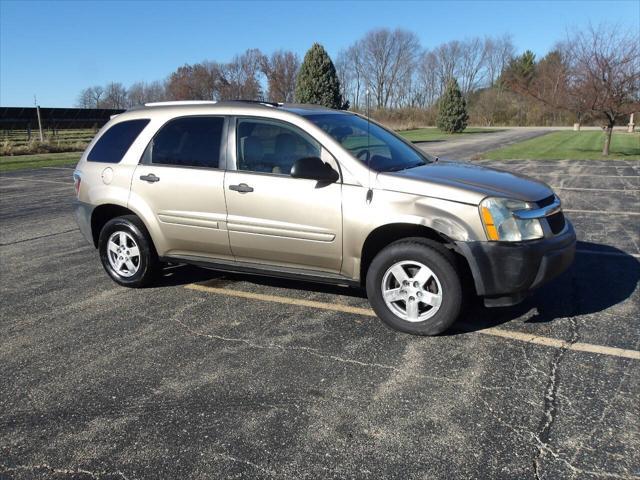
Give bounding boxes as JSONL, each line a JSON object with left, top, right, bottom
{"left": 98, "top": 215, "right": 159, "bottom": 288}
{"left": 366, "top": 238, "right": 462, "bottom": 335}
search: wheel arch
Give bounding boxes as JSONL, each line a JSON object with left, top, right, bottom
{"left": 89, "top": 203, "right": 157, "bottom": 249}
{"left": 359, "top": 223, "right": 474, "bottom": 292}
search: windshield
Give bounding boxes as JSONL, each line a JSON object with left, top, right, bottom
{"left": 305, "top": 113, "right": 432, "bottom": 172}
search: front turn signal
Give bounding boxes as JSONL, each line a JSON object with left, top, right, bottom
{"left": 481, "top": 206, "right": 499, "bottom": 241}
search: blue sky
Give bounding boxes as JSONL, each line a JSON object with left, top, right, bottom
{"left": 1, "top": 0, "right": 638, "bottom": 107}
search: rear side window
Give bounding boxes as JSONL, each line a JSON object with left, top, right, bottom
{"left": 88, "top": 119, "right": 150, "bottom": 163}
{"left": 144, "top": 116, "right": 225, "bottom": 168}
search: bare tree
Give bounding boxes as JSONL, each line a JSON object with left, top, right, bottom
{"left": 458, "top": 37, "right": 488, "bottom": 95}
{"left": 220, "top": 49, "right": 265, "bottom": 100}
{"left": 166, "top": 62, "right": 223, "bottom": 100}
{"left": 353, "top": 28, "right": 420, "bottom": 109}
{"left": 126, "top": 81, "right": 168, "bottom": 106}
{"left": 90, "top": 86, "right": 105, "bottom": 108}
{"left": 103, "top": 82, "right": 128, "bottom": 109}
{"left": 76, "top": 88, "right": 95, "bottom": 108}
{"left": 337, "top": 45, "right": 365, "bottom": 109}
{"left": 144, "top": 81, "right": 167, "bottom": 103}
{"left": 76, "top": 86, "right": 105, "bottom": 108}
{"left": 433, "top": 40, "right": 462, "bottom": 92}
{"left": 567, "top": 25, "right": 639, "bottom": 154}
{"left": 335, "top": 49, "right": 354, "bottom": 108}
{"left": 416, "top": 51, "right": 441, "bottom": 107}
{"left": 127, "top": 82, "right": 146, "bottom": 107}
{"left": 508, "top": 24, "right": 640, "bottom": 154}
{"left": 484, "top": 35, "right": 515, "bottom": 86}
{"left": 262, "top": 50, "right": 299, "bottom": 102}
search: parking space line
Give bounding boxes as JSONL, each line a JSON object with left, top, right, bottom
{"left": 186, "top": 283, "right": 376, "bottom": 316}
{"left": 564, "top": 209, "right": 640, "bottom": 216}
{"left": 184, "top": 283, "right": 640, "bottom": 360}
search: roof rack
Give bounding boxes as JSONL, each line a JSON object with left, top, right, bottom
{"left": 143, "top": 101, "right": 218, "bottom": 107}
{"left": 230, "top": 99, "right": 282, "bottom": 108}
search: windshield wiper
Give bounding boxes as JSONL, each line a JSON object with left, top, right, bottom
{"left": 384, "top": 162, "right": 424, "bottom": 172}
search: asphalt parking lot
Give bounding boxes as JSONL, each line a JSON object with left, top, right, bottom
{"left": 1, "top": 157, "right": 639, "bottom": 479}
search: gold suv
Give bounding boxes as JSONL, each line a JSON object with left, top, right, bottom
{"left": 73, "top": 101, "right": 576, "bottom": 335}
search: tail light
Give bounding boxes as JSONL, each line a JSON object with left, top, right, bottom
{"left": 73, "top": 171, "right": 81, "bottom": 197}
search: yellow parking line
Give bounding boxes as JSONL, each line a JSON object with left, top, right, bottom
{"left": 186, "top": 283, "right": 376, "bottom": 317}
{"left": 184, "top": 283, "right": 640, "bottom": 361}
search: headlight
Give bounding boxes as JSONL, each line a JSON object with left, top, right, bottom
{"left": 479, "top": 197, "right": 544, "bottom": 241}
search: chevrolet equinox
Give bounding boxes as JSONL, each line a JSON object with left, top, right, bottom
{"left": 73, "top": 101, "right": 576, "bottom": 335}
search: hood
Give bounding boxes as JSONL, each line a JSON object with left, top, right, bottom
{"left": 376, "top": 161, "right": 553, "bottom": 205}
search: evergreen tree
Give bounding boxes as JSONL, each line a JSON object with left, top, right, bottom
{"left": 295, "top": 43, "right": 344, "bottom": 109}
{"left": 437, "top": 79, "right": 469, "bottom": 133}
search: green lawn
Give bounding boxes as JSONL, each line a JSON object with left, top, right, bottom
{"left": 480, "top": 131, "right": 640, "bottom": 160}
{"left": 398, "top": 127, "right": 499, "bottom": 143}
{"left": 0, "top": 151, "right": 81, "bottom": 172}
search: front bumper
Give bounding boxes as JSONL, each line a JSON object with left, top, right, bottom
{"left": 456, "top": 221, "right": 576, "bottom": 306}
{"left": 73, "top": 200, "right": 94, "bottom": 246}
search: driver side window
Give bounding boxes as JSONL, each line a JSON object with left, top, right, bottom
{"left": 236, "top": 119, "right": 320, "bottom": 175}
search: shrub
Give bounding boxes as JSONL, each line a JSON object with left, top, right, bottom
{"left": 437, "top": 79, "right": 468, "bottom": 133}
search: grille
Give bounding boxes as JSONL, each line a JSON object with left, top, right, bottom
{"left": 547, "top": 212, "right": 566, "bottom": 234}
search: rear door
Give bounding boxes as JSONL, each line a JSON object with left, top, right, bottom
{"left": 131, "top": 116, "right": 233, "bottom": 259}
{"left": 224, "top": 117, "right": 342, "bottom": 272}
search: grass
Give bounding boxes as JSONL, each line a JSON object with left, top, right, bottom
{"left": 0, "top": 151, "right": 81, "bottom": 172}
{"left": 398, "top": 127, "right": 498, "bottom": 143}
{"left": 1, "top": 129, "right": 95, "bottom": 156}
{"left": 480, "top": 131, "right": 640, "bottom": 160}
{"left": 2, "top": 129, "right": 96, "bottom": 146}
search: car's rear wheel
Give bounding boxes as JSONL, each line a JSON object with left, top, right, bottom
{"left": 366, "top": 238, "right": 462, "bottom": 335}
{"left": 98, "top": 215, "right": 159, "bottom": 288}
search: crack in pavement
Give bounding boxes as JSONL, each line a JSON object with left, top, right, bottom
{"left": 173, "top": 315, "right": 402, "bottom": 372}
{"left": 212, "top": 452, "right": 284, "bottom": 478}
{"left": 533, "top": 272, "right": 581, "bottom": 480}
{"left": 5, "top": 286, "right": 625, "bottom": 479}
{"left": 476, "top": 396, "right": 639, "bottom": 480}
{"left": 0, "top": 463, "right": 132, "bottom": 479}
{"left": 170, "top": 300, "right": 544, "bottom": 394}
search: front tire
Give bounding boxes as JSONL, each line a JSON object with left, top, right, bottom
{"left": 98, "top": 215, "right": 159, "bottom": 288}
{"left": 366, "top": 238, "right": 462, "bottom": 335}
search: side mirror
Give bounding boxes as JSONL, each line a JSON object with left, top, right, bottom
{"left": 290, "top": 157, "right": 339, "bottom": 183}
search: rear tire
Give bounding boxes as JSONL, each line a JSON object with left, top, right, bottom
{"left": 98, "top": 215, "right": 159, "bottom": 288}
{"left": 366, "top": 238, "right": 462, "bottom": 335}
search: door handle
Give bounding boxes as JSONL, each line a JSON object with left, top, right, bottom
{"left": 229, "top": 183, "right": 254, "bottom": 193}
{"left": 140, "top": 173, "right": 160, "bottom": 183}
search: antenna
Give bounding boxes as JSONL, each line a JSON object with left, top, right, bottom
{"left": 366, "top": 88, "right": 373, "bottom": 204}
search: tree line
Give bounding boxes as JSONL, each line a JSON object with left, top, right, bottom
{"left": 76, "top": 49, "right": 300, "bottom": 109}
{"left": 77, "top": 24, "right": 638, "bottom": 135}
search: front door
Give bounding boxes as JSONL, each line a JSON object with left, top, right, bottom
{"left": 224, "top": 117, "right": 342, "bottom": 273}
{"left": 130, "top": 115, "right": 232, "bottom": 259}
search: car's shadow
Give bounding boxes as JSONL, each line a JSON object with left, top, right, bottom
{"left": 155, "top": 241, "right": 639, "bottom": 334}
{"left": 451, "top": 241, "right": 640, "bottom": 334}
{"left": 155, "top": 263, "right": 368, "bottom": 297}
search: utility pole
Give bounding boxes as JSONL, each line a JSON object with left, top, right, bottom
{"left": 34, "top": 95, "right": 44, "bottom": 142}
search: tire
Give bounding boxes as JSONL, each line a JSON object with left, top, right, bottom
{"left": 366, "top": 238, "right": 462, "bottom": 335}
{"left": 98, "top": 215, "right": 159, "bottom": 288}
